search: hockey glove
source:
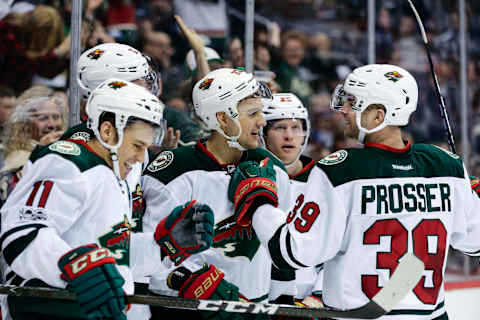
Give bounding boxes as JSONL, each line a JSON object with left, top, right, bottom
{"left": 155, "top": 200, "right": 214, "bottom": 266}
{"left": 228, "top": 158, "right": 278, "bottom": 227}
{"left": 167, "top": 264, "right": 248, "bottom": 320}
{"left": 58, "top": 244, "right": 126, "bottom": 320}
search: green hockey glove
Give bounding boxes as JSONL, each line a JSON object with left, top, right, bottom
{"left": 228, "top": 158, "right": 278, "bottom": 227}
{"left": 58, "top": 244, "right": 126, "bottom": 320}
{"left": 155, "top": 200, "right": 214, "bottom": 265}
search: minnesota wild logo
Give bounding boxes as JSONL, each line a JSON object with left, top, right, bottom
{"left": 108, "top": 81, "right": 127, "bottom": 89}
{"left": 319, "top": 149, "right": 348, "bottom": 166}
{"left": 98, "top": 216, "right": 131, "bottom": 266}
{"left": 213, "top": 216, "right": 260, "bottom": 261}
{"left": 199, "top": 78, "right": 214, "bottom": 90}
{"left": 384, "top": 71, "right": 403, "bottom": 82}
{"left": 87, "top": 49, "right": 105, "bottom": 60}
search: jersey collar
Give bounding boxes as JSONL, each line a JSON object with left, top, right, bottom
{"left": 364, "top": 140, "right": 411, "bottom": 153}
{"left": 196, "top": 139, "right": 233, "bottom": 170}
{"left": 289, "top": 155, "right": 315, "bottom": 179}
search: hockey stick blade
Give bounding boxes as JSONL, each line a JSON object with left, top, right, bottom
{"left": 0, "top": 254, "right": 423, "bottom": 319}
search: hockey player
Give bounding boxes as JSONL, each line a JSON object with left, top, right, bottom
{"left": 71, "top": 42, "right": 201, "bottom": 320}
{"left": 141, "top": 68, "right": 295, "bottom": 319}
{"left": 229, "top": 64, "right": 480, "bottom": 319}
{"left": 0, "top": 79, "right": 214, "bottom": 320}
{"left": 261, "top": 93, "right": 324, "bottom": 308}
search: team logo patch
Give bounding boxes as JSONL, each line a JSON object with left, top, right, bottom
{"left": 70, "top": 131, "right": 91, "bottom": 142}
{"left": 318, "top": 149, "right": 348, "bottom": 165}
{"left": 384, "top": 71, "right": 403, "bottom": 82}
{"left": 86, "top": 49, "right": 104, "bottom": 60}
{"left": 147, "top": 151, "right": 174, "bottom": 172}
{"left": 48, "top": 141, "right": 81, "bottom": 156}
{"left": 199, "top": 78, "right": 214, "bottom": 90}
{"left": 108, "top": 81, "right": 127, "bottom": 89}
{"left": 98, "top": 216, "right": 131, "bottom": 266}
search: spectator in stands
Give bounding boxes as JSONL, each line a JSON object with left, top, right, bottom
{"left": 0, "top": 85, "right": 16, "bottom": 137}
{"left": 0, "top": 5, "right": 71, "bottom": 94}
{"left": 0, "top": 96, "right": 67, "bottom": 207}
{"left": 226, "top": 37, "right": 245, "bottom": 69}
{"left": 391, "top": 15, "right": 428, "bottom": 74}
{"left": 273, "top": 30, "right": 314, "bottom": 104}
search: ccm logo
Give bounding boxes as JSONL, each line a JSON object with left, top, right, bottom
{"left": 198, "top": 300, "right": 279, "bottom": 315}
{"left": 70, "top": 248, "right": 111, "bottom": 274}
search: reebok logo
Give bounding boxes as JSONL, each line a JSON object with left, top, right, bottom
{"left": 392, "top": 164, "right": 413, "bottom": 171}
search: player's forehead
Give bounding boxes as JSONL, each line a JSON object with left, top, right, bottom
{"left": 238, "top": 96, "right": 262, "bottom": 113}
{"left": 271, "top": 118, "right": 301, "bottom": 126}
{"left": 124, "top": 120, "right": 156, "bottom": 145}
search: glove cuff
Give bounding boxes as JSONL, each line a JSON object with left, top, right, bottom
{"left": 233, "top": 177, "right": 277, "bottom": 206}
{"left": 178, "top": 265, "right": 225, "bottom": 299}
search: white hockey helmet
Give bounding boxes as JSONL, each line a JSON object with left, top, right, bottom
{"left": 192, "top": 68, "right": 272, "bottom": 150}
{"left": 77, "top": 43, "right": 159, "bottom": 99}
{"left": 261, "top": 93, "right": 310, "bottom": 166}
{"left": 330, "top": 64, "right": 418, "bottom": 143}
{"left": 86, "top": 78, "right": 166, "bottom": 179}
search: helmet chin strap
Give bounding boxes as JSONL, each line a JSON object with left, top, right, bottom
{"left": 355, "top": 111, "right": 387, "bottom": 144}
{"left": 92, "top": 126, "right": 125, "bottom": 181}
{"left": 217, "top": 118, "right": 247, "bottom": 151}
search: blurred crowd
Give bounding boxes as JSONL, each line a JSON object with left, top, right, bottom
{"left": 0, "top": 0, "right": 479, "bottom": 274}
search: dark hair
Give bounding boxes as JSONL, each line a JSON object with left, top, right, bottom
{"left": 97, "top": 112, "right": 159, "bottom": 131}
{"left": 0, "top": 85, "right": 16, "bottom": 98}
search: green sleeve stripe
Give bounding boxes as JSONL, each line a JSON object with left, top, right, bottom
{"left": 268, "top": 223, "right": 294, "bottom": 270}
{"left": 10, "top": 274, "right": 25, "bottom": 286}
{"left": 271, "top": 264, "right": 295, "bottom": 281}
{"left": 1, "top": 224, "right": 47, "bottom": 265}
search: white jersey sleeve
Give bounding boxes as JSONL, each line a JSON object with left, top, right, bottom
{"left": 253, "top": 165, "right": 348, "bottom": 269}
{"left": 1, "top": 154, "right": 93, "bottom": 288}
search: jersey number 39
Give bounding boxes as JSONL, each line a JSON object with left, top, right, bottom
{"left": 362, "top": 218, "right": 447, "bottom": 305}
{"left": 286, "top": 194, "right": 320, "bottom": 233}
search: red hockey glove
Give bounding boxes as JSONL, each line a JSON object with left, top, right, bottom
{"left": 227, "top": 158, "right": 278, "bottom": 227}
{"left": 470, "top": 176, "right": 480, "bottom": 197}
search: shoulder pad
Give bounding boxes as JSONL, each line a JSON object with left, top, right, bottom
{"left": 30, "top": 140, "right": 108, "bottom": 172}
{"left": 144, "top": 145, "right": 206, "bottom": 184}
{"left": 60, "top": 121, "right": 93, "bottom": 142}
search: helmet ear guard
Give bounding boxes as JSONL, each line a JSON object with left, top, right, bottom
{"left": 330, "top": 64, "right": 418, "bottom": 143}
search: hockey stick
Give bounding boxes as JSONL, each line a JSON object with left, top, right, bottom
{"left": 0, "top": 253, "right": 423, "bottom": 319}
{"left": 407, "top": 0, "right": 457, "bottom": 154}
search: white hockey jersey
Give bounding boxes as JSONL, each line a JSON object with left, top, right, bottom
{"left": 253, "top": 142, "right": 480, "bottom": 319}
{"left": 0, "top": 140, "right": 163, "bottom": 318}
{"left": 142, "top": 140, "right": 294, "bottom": 301}
{"left": 288, "top": 155, "right": 324, "bottom": 299}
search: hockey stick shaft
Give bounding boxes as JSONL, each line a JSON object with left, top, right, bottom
{"left": 407, "top": 0, "right": 457, "bottom": 154}
{"left": 0, "top": 253, "right": 424, "bottom": 319}
{"left": 0, "top": 285, "right": 386, "bottom": 319}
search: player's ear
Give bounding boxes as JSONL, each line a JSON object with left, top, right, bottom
{"left": 99, "top": 120, "right": 118, "bottom": 145}
{"left": 375, "top": 108, "right": 386, "bottom": 125}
